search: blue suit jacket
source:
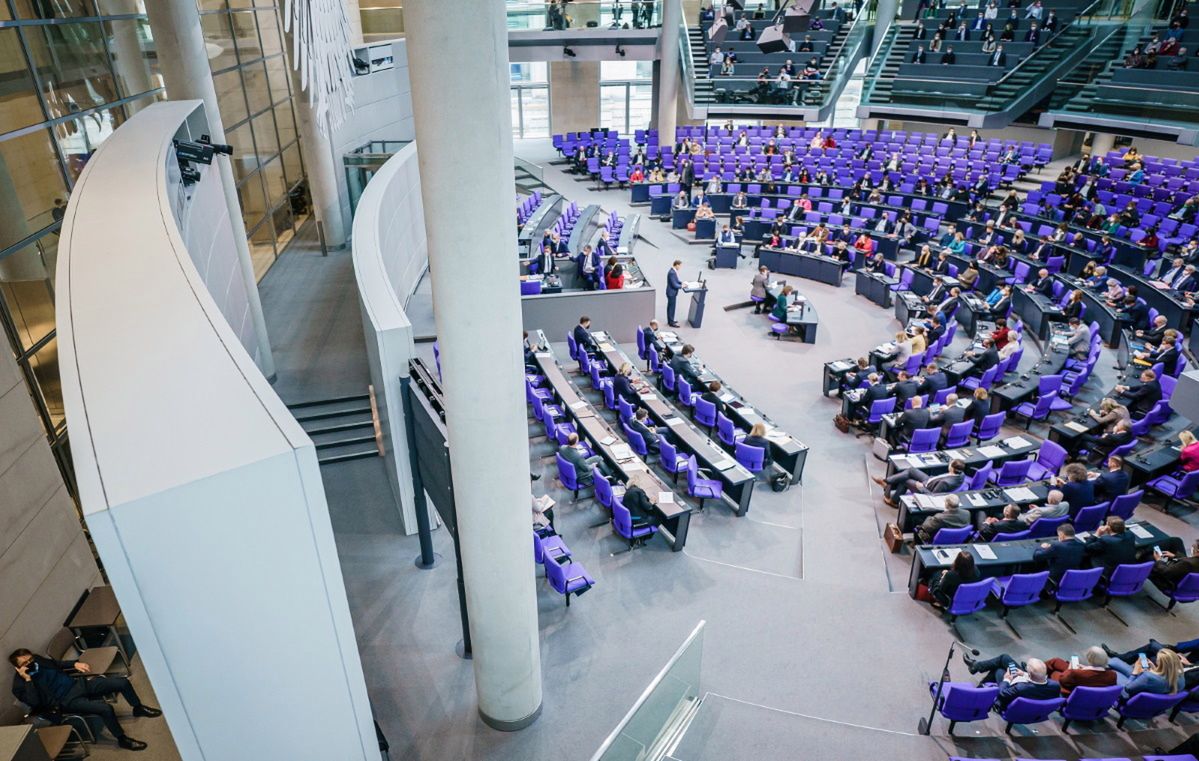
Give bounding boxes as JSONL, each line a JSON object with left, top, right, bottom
{"left": 667, "top": 269, "right": 683, "bottom": 295}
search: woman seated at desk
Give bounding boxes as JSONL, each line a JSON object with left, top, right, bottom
{"left": 853, "top": 233, "right": 876, "bottom": 258}
{"left": 741, "top": 422, "right": 774, "bottom": 470}
{"left": 1179, "top": 430, "right": 1199, "bottom": 473}
{"left": 605, "top": 263, "right": 625, "bottom": 290}
{"left": 1103, "top": 277, "right": 1126, "bottom": 304}
{"left": 731, "top": 191, "right": 749, "bottom": 209}
{"left": 914, "top": 244, "right": 935, "bottom": 268}
{"left": 771, "top": 285, "right": 794, "bottom": 323}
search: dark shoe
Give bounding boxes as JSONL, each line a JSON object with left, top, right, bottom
{"left": 882, "top": 494, "right": 896, "bottom": 507}
{"left": 669, "top": 322, "right": 681, "bottom": 328}
{"left": 962, "top": 653, "right": 978, "bottom": 673}
{"left": 530, "top": 473, "right": 542, "bottom": 481}
{"left": 132, "top": 705, "right": 162, "bottom": 718}
{"left": 118, "top": 736, "right": 148, "bottom": 751}
{"left": 1101, "top": 643, "right": 1118, "bottom": 659}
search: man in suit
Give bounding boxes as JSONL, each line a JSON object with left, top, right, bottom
{"left": 926, "top": 317, "right": 946, "bottom": 345}
{"left": 629, "top": 408, "right": 668, "bottom": 454}
{"left": 874, "top": 459, "right": 966, "bottom": 507}
{"left": 1090, "top": 455, "right": 1131, "bottom": 503}
{"left": 894, "top": 395, "right": 933, "bottom": 445}
{"left": 1136, "top": 314, "right": 1170, "bottom": 348}
{"left": 578, "top": 243, "right": 601, "bottom": 289}
{"left": 1158, "top": 257, "right": 1189, "bottom": 288}
{"left": 665, "top": 259, "right": 684, "bottom": 327}
{"left": 530, "top": 245, "right": 557, "bottom": 277}
{"left": 1034, "top": 523, "right": 1088, "bottom": 583}
{"left": 1024, "top": 267, "right": 1053, "bottom": 296}
{"left": 851, "top": 373, "right": 893, "bottom": 420}
{"left": 934, "top": 393, "right": 968, "bottom": 436}
{"left": 1147, "top": 335, "right": 1181, "bottom": 373}
{"left": 989, "top": 44, "right": 1008, "bottom": 66}
{"left": 1066, "top": 318, "right": 1092, "bottom": 361}
{"left": 573, "top": 316, "right": 598, "bottom": 355}
{"left": 941, "top": 46, "right": 957, "bottom": 64}
{"left": 892, "top": 370, "right": 921, "bottom": 406}
{"left": 717, "top": 223, "right": 738, "bottom": 247}
{"left": 1122, "top": 294, "right": 1149, "bottom": 332}
{"left": 980, "top": 504, "right": 1028, "bottom": 540}
{"left": 963, "top": 337, "right": 1000, "bottom": 378}
{"left": 1086, "top": 516, "right": 1136, "bottom": 576}
{"left": 1115, "top": 369, "right": 1161, "bottom": 418}
{"left": 1078, "top": 420, "right": 1135, "bottom": 464}
{"left": 1025, "top": 22, "right": 1041, "bottom": 44}
{"left": 955, "top": 23, "right": 970, "bottom": 40}
{"left": 923, "top": 276, "right": 947, "bottom": 306}
{"left": 1150, "top": 539, "right": 1199, "bottom": 591}
{"left": 914, "top": 494, "right": 970, "bottom": 544}
{"left": 966, "top": 657, "right": 1061, "bottom": 710}
{"left": 559, "top": 433, "right": 605, "bottom": 486}
{"left": 971, "top": 10, "right": 988, "bottom": 29}
{"left": 1020, "top": 490, "right": 1070, "bottom": 524}
{"left": 920, "top": 363, "right": 949, "bottom": 396}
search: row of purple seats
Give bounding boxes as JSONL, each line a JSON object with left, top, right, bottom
{"left": 517, "top": 191, "right": 543, "bottom": 226}
{"left": 532, "top": 526, "right": 595, "bottom": 607}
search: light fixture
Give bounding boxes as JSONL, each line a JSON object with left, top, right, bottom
{"left": 563, "top": 46, "right": 577, "bottom": 57}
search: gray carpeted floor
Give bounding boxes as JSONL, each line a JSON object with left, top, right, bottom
{"left": 252, "top": 141, "right": 1199, "bottom": 761}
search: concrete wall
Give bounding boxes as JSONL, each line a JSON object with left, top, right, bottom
{"left": 329, "top": 38, "right": 416, "bottom": 238}
{"left": 0, "top": 351, "right": 99, "bottom": 725}
{"left": 550, "top": 60, "right": 602, "bottom": 133}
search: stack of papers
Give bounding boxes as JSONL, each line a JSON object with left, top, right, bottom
{"left": 830, "top": 361, "right": 853, "bottom": 371}
{"left": 933, "top": 548, "right": 963, "bottom": 564}
{"left": 569, "top": 400, "right": 588, "bottom": 410}
{"left": 600, "top": 435, "right": 616, "bottom": 446}
{"left": 597, "top": 342, "right": 613, "bottom": 352}
{"left": 766, "top": 430, "right": 789, "bottom": 441}
{"left": 1004, "top": 436, "right": 1033, "bottom": 449}
{"left": 914, "top": 494, "right": 941, "bottom": 510}
{"left": 1004, "top": 487, "right": 1039, "bottom": 502}
{"left": 657, "top": 492, "right": 674, "bottom": 504}
{"left": 978, "top": 445, "right": 1006, "bottom": 459}
{"left": 611, "top": 444, "right": 634, "bottom": 461}
{"left": 1128, "top": 523, "right": 1153, "bottom": 539}
{"left": 713, "top": 459, "right": 737, "bottom": 471}
{"left": 1064, "top": 420, "right": 1091, "bottom": 433}
{"left": 975, "top": 545, "right": 997, "bottom": 560}
{"left": 967, "top": 493, "right": 988, "bottom": 507}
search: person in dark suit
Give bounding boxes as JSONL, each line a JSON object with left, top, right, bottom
{"left": 920, "top": 363, "right": 948, "bottom": 396}
{"left": 1077, "top": 420, "right": 1134, "bottom": 464}
{"left": 699, "top": 380, "right": 726, "bottom": 415}
{"left": 927, "top": 534, "right": 980, "bottom": 604}
{"left": 852, "top": 373, "right": 893, "bottom": 420}
{"left": 1150, "top": 539, "right": 1199, "bottom": 591}
{"left": 926, "top": 318, "right": 946, "bottom": 345}
{"left": 642, "top": 319, "right": 660, "bottom": 348}
{"left": 1056, "top": 463, "right": 1095, "bottom": 513}
{"left": 979, "top": 504, "right": 1028, "bottom": 540}
{"left": 1086, "top": 516, "right": 1137, "bottom": 576}
{"left": 874, "top": 459, "right": 966, "bottom": 506}
{"left": 965, "top": 656, "right": 1061, "bottom": 710}
{"left": 613, "top": 362, "right": 640, "bottom": 403}
{"left": 1090, "top": 455, "right": 1131, "bottom": 502}
{"left": 530, "top": 245, "right": 557, "bottom": 276}
{"left": 962, "top": 337, "right": 1000, "bottom": 378}
{"left": 934, "top": 393, "right": 968, "bottom": 436}
{"left": 923, "top": 276, "right": 947, "bottom": 306}
{"left": 965, "top": 387, "right": 991, "bottom": 427}
{"left": 1115, "top": 369, "right": 1161, "bottom": 418}
{"left": 1146, "top": 336, "right": 1181, "bottom": 374}
{"left": 989, "top": 44, "right": 1007, "bottom": 65}
{"left": 1033, "top": 523, "right": 1087, "bottom": 582}
{"left": 577, "top": 244, "right": 601, "bottom": 289}
{"left": 665, "top": 260, "right": 684, "bottom": 327}
{"left": 892, "top": 371, "right": 921, "bottom": 407}
{"left": 911, "top": 45, "right": 928, "bottom": 63}
{"left": 559, "top": 433, "right": 605, "bottom": 484}
{"left": 941, "top": 46, "right": 957, "bottom": 64}
{"left": 1025, "top": 22, "right": 1040, "bottom": 43}
{"left": 1122, "top": 294, "right": 1150, "bottom": 332}
{"left": 895, "top": 396, "right": 933, "bottom": 445}
{"left": 573, "top": 315, "right": 598, "bottom": 354}
{"left": 629, "top": 408, "right": 668, "bottom": 454}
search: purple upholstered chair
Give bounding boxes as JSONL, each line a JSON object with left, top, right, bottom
{"left": 556, "top": 454, "right": 591, "bottom": 503}
{"left": 533, "top": 530, "right": 569, "bottom": 566}
{"left": 991, "top": 571, "right": 1049, "bottom": 635}
{"left": 944, "top": 420, "right": 974, "bottom": 449}
{"left": 908, "top": 427, "right": 941, "bottom": 453}
{"left": 1051, "top": 567, "right": 1104, "bottom": 634}
{"left": 930, "top": 526, "right": 974, "bottom": 545}
{"left": 1012, "top": 390, "right": 1059, "bottom": 429}
{"left": 1028, "top": 515, "right": 1069, "bottom": 540}
{"left": 927, "top": 682, "right": 1000, "bottom": 734}
{"left": 974, "top": 412, "right": 1005, "bottom": 442}
{"left": 1000, "top": 696, "right": 1065, "bottom": 733}
{"left": 990, "top": 529, "right": 1031, "bottom": 542}
{"left": 1115, "top": 691, "right": 1187, "bottom": 729}
{"left": 659, "top": 437, "right": 689, "bottom": 483}
{"left": 735, "top": 442, "right": 766, "bottom": 474}
{"left": 990, "top": 458, "right": 1033, "bottom": 487}
{"left": 1101, "top": 561, "right": 1154, "bottom": 624}
{"left": 1168, "top": 684, "right": 1199, "bottom": 721}
{"left": 968, "top": 460, "right": 994, "bottom": 490}
{"left": 544, "top": 554, "right": 595, "bottom": 607}
{"left": 1025, "top": 440, "right": 1067, "bottom": 481}
{"left": 686, "top": 455, "right": 723, "bottom": 511}
{"left": 1071, "top": 503, "right": 1108, "bottom": 533}
{"left": 1146, "top": 470, "right": 1199, "bottom": 513}
{"left": 945, "top": 579, "right": 994, "bottom": 623}
{"left": 1160, "top": 573, "right": 1199, "bottom": 610}
{"left": 1109, "top": 490, "right": 1143, "bottom": 520}
{"left": 717, "top": 413, "right": 745, "bottom": 448}
{"left": 677, "top": 378, "right": 695, "bottom": 409}
{"left": 612, "top": 500, "right": 657, "bottom": 553}
{"left": 1058, "top": 684, "right": 1123, "bottom": 731}
{"left": 693, "top": 397, "right": 718, "bottom": 431}
{"left": 660, "top": 364, "right": 677, "bottom": 393}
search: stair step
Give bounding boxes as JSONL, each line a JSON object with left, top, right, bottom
{"left": 292, "top": 404, "right": 373, "bottom": 422}
{"left": 314, "top": 434, "right": 378, "bottom": 451}
{"left": 318, "top": 449, "right": 380, "bottom": 465}
{"left": 286, "top": 393, "right": 369, "bottom": 410}
{"left": 302, "top": 418, "right": 374, "bottom": 436}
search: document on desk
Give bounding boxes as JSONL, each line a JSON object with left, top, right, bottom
{"left": 713, "top": 458, "right": 737, "bottom": 471}
{"left": 830, "top": 360, "right": 853, "bottom": 371}
{"left": 1128, "top": 523, "right": 1153, "bottom": 540}
{"left": 967, "top": 493, "right": 988, "bottom": 507}
{"left": 657, "top": 491, "right": 674, "bottom": 504}
{"left": 766, "top": 430, "right": 789, "bottom": 441}
{"left": 977, "top": 445, "right": 1006, "bottom": 459}
{"left": 719, "top": 392, "right": 736, "bottom": 403}
{"left": 600, "top": 435, "right": 617, "bottom": 446}
{"left": 975, "top": 545, "right": 997, "bottom": 561}
{"left": 914, "top": 494, "right": 940, "bottom": 510}
{"left": 611, "top": 444, "right": 634, "bottom": 461}
{"left": 932, "top": 548, "right": 962, "bottom": 564}
{"left": 1004, "top": 487, "right": 1038, "bottom": 502}
{"left": 569, "top": 400, "right": 588, "bottom": 410}
{"left": 1003, "top": 436, "right": 1033, "bottom": 449}
{"left": 598, "top": 342, "right": 614, "bottom": 352}
{"left": 1064, "top": 420, "right": 1090, "bottom": 433}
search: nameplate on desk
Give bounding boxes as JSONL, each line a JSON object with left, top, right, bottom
{"left": 975, "top": 545, "right": 997, "bottom": 560}
{"left": 966, "top": 493, "right": 988, "bottom": 507}
{"left": 1128, "top": 523, "right": 1153, "bottom": 540}
{"left": 1004, "top": 487, "right": 1038, "bottom": 502}
{"left": 1064, "top": 421, "right": 1090, "bottom": 433}
{"left": 932, "top": 548, "right": 963, "bottom": 564}
{"left": 1003, "top": 436, "right": 1033, "bottom": 449}
{"left": 977, "top": 445, "right": 1006, "bottom": 459}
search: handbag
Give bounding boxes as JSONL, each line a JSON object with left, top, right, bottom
{"left": 915, "top": 583, "right": 934, "bottom": 602}
{"left": 884, "top": 522, "right": 904, "bottom": 553}
{"left": 770, "top": 472, "right": 791, "bottom": 492}
{"left": 687, "top": 221, "right": 697, "bottom": 232}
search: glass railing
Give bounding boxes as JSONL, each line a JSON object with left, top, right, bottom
{"left": 860, "top": 21, "right": 902, "bottom": 103}
{"left": 350, "top": 40, "right": 397, "bottom": 76}
{"left": 589, "top": 621, "right": 705, "bottom": 761}
{"left": 679, "top": 0, "right": 697, "bottom": 112}
{"left": 506, "top": 0, "right": 663, "bottom": 31}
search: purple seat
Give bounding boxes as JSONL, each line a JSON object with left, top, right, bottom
{"left": 1025, "top": 440, "right": 1067, "bottom": 481}
{"left": 865, "top": 397, "right": 897, "bottom": 427}
{"left": 1013, "top": 391, "right": 1059, "bottom": 429}
{"left": 693, "top": 398, "right": 718, "bottom": 430}
{"left": 1116, "top": 691, "right": 1187, "bottom": 729}
{"left": 959, "top": 365, "right": 999, "bottom": 392}
{"left": 943, "top": 420, "right": 974, "bottom": 449}
{"left": 735, "top": 442, "right": 766, "bottom": 473}
{"left": 945, "top": 578, "right": 994, "bottom": 623}
{"left": 1071, "top": 503, "right": 1108, "bottom": 533}
{"left": 658, "top": 437, "right": 689, "bottom": 483}
{"left": 1161, "top": 572, "right": 1199, "bottom": 610}
{"left": 927, "top": 681, "right": 1000, "bottom": 734}
{"left": 1052, "top": 567, "right": 1104, "bottom": 634}
{"left": 1146, "top": 470, "right": 1199, "bottom": 513}
{"left": 716, "top": 413, "right": 744, "bottom": 448}
{"left": 1028, "top": 515, "right": 1069, "bottom": 539}
{"left": 677, "top": 378, "right": 695, "bottom": 409}
{"left": 930, "top": 526, "right": 973, "bottom": 545}
{"left": 612, "top": 499, "right": 657, "bottom": 552}
{"left": 686, "top": 455, "right": 723, "bottom": 511}
{"left": 544, "top": 554, "right": 594, "bottom": 607}
{"left": 1101, "top": 561, "right": 1154, "bottom": 624}
{"left": 618, "top": 396, "right": 636, "bottom": 422}
{"left": 660, "top": 364, "right": 677, "bottom": 393}
{"left": 1000, "top": 696, "right": 1065, "bottom": 733}
{"left": 1168, "top": 684, "right": 1199, "bottom": 721}
{"left": 621, "top": 422, "right": 649, "bottom": 459}
{"left": 968, "top": 460, "right": 994, "bottom": 490}
{"left": 908, "top": 427, "right": 941, "bottom": 453}
{"left": 1108, "top": 489, "right": 1143, "bottom": 520}
{"left": 1059, "top": 684, "right": 1123, "bottom": 731}
{"left": 990, "top": 458, "right": 1033, "bottom": 487}
{"left": 533, "top": 530, "right": 569, "bottom": 566}
{"left": 555, "top": 453, "right": 590, "bottom": 502}
{"left": 990, "top": 529, "right": 1032, "bottom": 542}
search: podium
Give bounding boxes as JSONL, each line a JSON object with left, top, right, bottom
{"left": 714, "top": 243, "right": 740, "bottom": 269}
{"left": 685, "top": 283, "right": 709, "bottom": 328}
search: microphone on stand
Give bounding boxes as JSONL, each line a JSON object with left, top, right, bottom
{"left": 918, "top": 638, "right": 979, "bottom": 735}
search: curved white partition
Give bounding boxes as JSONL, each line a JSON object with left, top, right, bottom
{"left": 57, "top": 102, "right": 379, "bottom": 761}
{"left": 351, "top": 141, "right": 427, "bottom": 534}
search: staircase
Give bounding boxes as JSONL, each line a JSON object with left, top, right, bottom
{"left": 975, "top": 26, "right": 1092, "bottom": 111}
{"left": 287, "top": 393, "right": 381, "bottom": 465}
{"left": 861, "top": 23, "right": 907, "bottom": 106}
{"left": 687, "top": 25, "right": 716, "bottom": 104}
{"left": 1043, "top": 25, "right": 1129, "bottom": 111}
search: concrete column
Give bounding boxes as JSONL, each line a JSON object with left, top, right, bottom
{"left": 873, "top": 0, "right": 899, "bottom": 55}
{"left": 108, "top": 0, "right": 154, "bottom": 115}
{"left": 144, "top": 0, "right": 275, "bottom": 380}
{"left": 549, "top": 61, "right": 601, "bottom": 134}
{"left": 403, "top": 0, "right": 543, "bottom": 732}
{"left": 1088, "top": 131, "right": 1117, "bottom": 156}
{"left": 657, "top": 0, "right": 681, "bottom": 143}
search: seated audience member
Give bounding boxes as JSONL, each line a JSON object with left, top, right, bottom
{"left": 1085, "top": 516, "right": 1136, "bottom": 577}
{"left": 559, "top": 433, "right": 606, "bottom": 484}
{"left": 670, "top": 343, "right": 701, "bottom": 386}
{"left": 966, "top": 656, "right": 1060, "bottom": 709}
{"left": 1066, "top": 318, "right": 1091, "bottom": 361}
{"left": 1033, "top": 523, "right": 1086, "bottom": 582}
{"left": 979, "top": 504, "right": 1026, "bottom": 540}
{"left": 1107, "top": 648, "right": 1185, "bottom": 698}
{"left": 965, "top": 387, "right": 990, "bottom": 427}
{"left": 741, "top": 422, "right": 774, "bottom": 469}
{"left": 891, "top": 370, "right": 921, "bottom": 406}
{"left": 965, "top": 648, "right": 1114, "bottom": 696}
{"left": 961, "top": 338, "right": 1000, "bottom": 378}
{"left": 894, "top": 395, "right": 932, "bottom": 445}
{"left": 9, "top": 649, "right": 160, "bottom": 751}
{"left": 1087, "top": 397, "right": 1131, "bottom": 433}
{"left": 1180, "top": 430, "right": 1199, "bottom": 472}
{"left": 1089, "top": 455, "right": 1130, "bottom": 502}
{"left": 1076, "top": 419, "right": 1134, "bottom": 464}
{"left": 629, "top": 408, "right": 669, "bottom": 454}
{"left": 613, "top": 362, "right": 641, "bottom": 403}
{"left": 919, "top": 363, "right": 948, "bottom": 396}
{"left": 574, "top": 315, "right": 598, "bottom": 354}
{"left": 874, "top": 460, "right": 966, "bottom": 510}
{"left": 1019, "top": 490, "right": 1070, "bottom": 524}
{"left": 928, "top": 549, "right": 980, "bottom": 608}
{"left": 1150, "top": 538, "right": 1199, "bottom": 591}
{"left": 911, "top": 491, "right": 968, "bottom": 544}
{"left": 1055, "top": 463, "right": 1094, "bottom": 513}
{"left": 840, "top": 357, "right": 872, "bottom": 392}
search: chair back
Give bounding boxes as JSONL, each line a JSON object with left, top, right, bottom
{"left": 716, "top": 413, "right": 739, "bottom": 446}
{"left": 622, "top": 423, "right": 648, "bottom": 457}
{"left": 1170, "top": 573, "right": 1199, "bottom": 605}
{"left": 1071, "top": 503, "right": 1108, "bottom": 533}
{"left": 931, "top": 526, "right": 974, "bottom": 545}
{"left": 976, "top": 412, "right": 1005, "bottom": 441}
{"left": 661, "top": 363, "right": 677, "bottom": 392}
{"left": 520, "top": 280, "right": 542, "bottom": 295}
{"left": 1106, "top": 561, "right": 1154, "bottom": 597}
{"left": 45, "top": 628, "right": 77, "bottom": 661}
{"left": 532, "top": 531, "right": 549, "bottom": 564}
{"left": 694, "top": 398, "right": 717, "bottom": 427}
{"left": 1108, "top": 439, "right": 1137, "bottom": 460}
{"left": 1109, "top": 490, "right": 1142, "bottom": 520}
{"left": 556, "top": 453, "right": 579, "bottom": 490}
{"left": 939, "top": 683, "right": 1001, "bottom": 722}
{"left": 685, "top": 455, "right": 699, "bottom": 492}
{"left": 612, "top": 501, "right": 635, "bottom": 539}
{"left": 931, "top": 387, "right": 954, "bottom": 405}
{"left": 603, "top": 382, "right": 617, "bottom": 411}
{"left": 636, "top": 325, "right": 647, "bottom": 359}
{"left": 566, "top": 333, "right": 579, "bottom": 360}
{"left": 977, "top": 366, "right": 999, "bottom": 390}
{"left": 1028, "top": 515, "right": 1068, "bottom": 539}
{"left": 1119, "top": 691, "right": 1187, "bottom": 721}
{"left": 1061, "top": 685, "right": 1123, "bottom": 721}
{"left": 544, "top": 553, "right": 569, "bottom": 593}
{"left": 735, "top": 442, "right": 766, "bottom": 473}
{"left": 1001, "top": 696, "right": 1065, "bottom": 725}
{"left": 994, "top": 458, "right": 1033, "bottom": 487}
{"left": 998, "top": 571, "right": 1050, "bottom": 607}
{"left": 867, "top": 397, "right": 897, "bottom": 423}
{"left": 944, "top": 420, "right": 973, "bottom": 449}
{"left": 648, "top": 345, "right": 661, "bottom": 373}
{"left": 593, "top": 466, "right": 614, "bottom": 507}
{"left": 991, "top": 529, "right": 1031, "bottom": 542}
{"left": 1035, "top": 440, "right": 1067, "bottom": 476}
{"left": 618, "top": 397, "right": 635, "bottom": 422}
{"left": 1055, "top": 567, "right": 1103, "bottom": 602}
{"left": 968, "top": 460, "right": 994, "bottom": 490}
{"left": 947, "top": 579, "right": 993, "bottom": 616}
{"left": 909, "top": 427, "right": 941, "bottom": 453}
{"left": 677, "top": 378, "right": 694, "bottom": 407}
{"left": 1038, "top": 374, "right": 1064, "bottom": 396}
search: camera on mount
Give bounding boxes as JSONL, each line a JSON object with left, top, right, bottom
{"left": 174, "top": 134, "right": 233, "bottom": 187}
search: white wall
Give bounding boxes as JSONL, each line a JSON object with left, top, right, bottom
{"left": 351, "top": 142, "right": 425, "bottom": 535}
{"left": 57, "top": 101, "right": 379, "bottom": 761}
{"left": 330, "top": 39, "right": 416, "bottom": 237}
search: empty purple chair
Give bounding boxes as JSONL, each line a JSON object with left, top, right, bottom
{"left": 990, "top": 529, "right": 1032, "bottom": 542}
{"left": 693, "top": 397, "right": 718, "bottom": 430}
{"left": 1026, "top": 440, "right": 1067, "bottom": 481}
{"left": 1071, "top": 503, "right": 1108, "bottom": 534}
{"left": 1000, "top": 696, "right": 1065, "bottom": 733}
{"left": 1116, "top": 691, "right": 1187, "bottom": 729}
{"left": 658, "top": 437, "right": 689, "bottom": 483}
{"left": 621, "top": 422, "right": 649, "bottom": 459}
{"left": 1168, "top": 684, "right": 1199, "bottom": 721}
{"left": 1109, "top": 490, "right": 1143, "bottom": 520}
{"left": 991, "top": 571, "right": 1050, "bottom": 635}
{"left": 1146, "top": 470, "right": 1199, "bottom": 513}
{"left": 945, "top": 579, "right": 994, "bottom": 624}
{"left": 677, "top": 378, "right": 695, "bottom": 409}
{"left": 864, "top": 397, "right": 897, "bottom": 430}
{"left": 1059, "top": 684, "right": 1123, "bottom": 731}
{"left": 544, "top": 553, "right": 594, "bottom": 607}
{"left": 930, "top": 526, "right": 974, "bottom": 545}
{"left": 944, "top": 420, "right": 974, "bottom": 449}
{"left": 968, "top": 460, "right": 994, "bottom": 490}
{"left": 716, "top": 413, "right": 744, "bottom": 448}
{"left": 1028, "top": 515, "right": 1069, "bottom": 540}
{"left": 1101, "top": 561, "right": 1154, "bottom": 624}
{"left": 685, "top": 455, "right": 723, "bottom": 511}
{"left": 660, "top": 364, "right": 677, "bottom": 393}
{"left": 1052, "top": 567, "right": 1105, "bottom": 634}
{"left": 975, "top": 412, "right": 1005, "bottom": 442}
{"left": 533, "top": 530, "right": 569, "bottom": 566}
{"left": 908, "top": 427, "right": 941, "bottom": 453}
{"left": 1013, "top": 391, "right": 1059, "bottom": 429}
{"left": 618, "top": 396, "right": 636, "bottom": 423}
{"left": 612, "top": 499, "right": 657, "bottom": 553}
{"left": 960, "top": 365, "right": 999, "bottom": 393}
{"left": 1160, "top": 572, "right": 1199, "bottom": 609}
{"left": 927, "top": 681, "right": 1000, "bottom": 734}
{"left": 991, "top": 458, "right": 1033, "bottom": 487}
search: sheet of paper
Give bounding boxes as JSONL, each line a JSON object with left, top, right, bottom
{"left": 610, "top": 444, "right": 634, "bottom": 461}
{"left": 600, "top": 435, "right": 616, "bottom": 446}
{"left": 1004, "top": 487, "right": 1038, "bottom": 502}
{"left": 1064, "top": 421, "right": 1090, "bottom": 433}
{"left": 569, "top": 400, "right": 588, "bottom": 410}
{"left": 1003, "top": 436, "right": 1033, "bottom": 449}
{"left": 914, "top": 494, "right": 939, "bottom": 510}
{"left": 713, "top": 459, "right": 737, "bottom": 471}
{"left": 597, "top": 342, "right": 613, "bottom": 352}
{"left": 967, "top": 493, "right": 988, "bottom": 507}
{"left": 975, "top": 545, "right": 997, "bottom": 560}
{"left": 978, "top": 445, "right": 1006, "bottom": 459}
{"left": 1128, "top": 523, "right": 1153, "bottom": 539}
{"left": 933, "top": 547, "right": 963, "bottom": 564}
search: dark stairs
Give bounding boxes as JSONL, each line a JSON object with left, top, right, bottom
{"left": 287, "top": 393, "right": 381, "bottom": 465}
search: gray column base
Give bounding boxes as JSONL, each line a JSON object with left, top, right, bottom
{"left": 414, "top": 552, "right": 442, "bottom": 569}
{"left": 479, "top": 701, "right": 542, "bottom": 732}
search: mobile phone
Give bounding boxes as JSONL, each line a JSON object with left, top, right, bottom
{"left": 1070, "top": 655, "right": 1080, "bottom": 670}
{"left": 1007, "top": 663, "right": 1018, "bottom": 677}
{"left": 1139, "top": 653, "right": 1150, "bottom": 669}
{"left": 1154, "top": 545, "right": 1162, "bottom": 556}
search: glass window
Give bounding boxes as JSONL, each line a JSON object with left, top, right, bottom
{"left": 261, "top": 155, "right": 287, "bottom": 208}
{"left": 54, "top": 104, "right": 127, "bottom": 182}
{"left": 600, "top": 84, "right": 626, "bottom": 132}
{"left": 226, "top": 121, "right": 257, "bottom": 181}
{"left": 93, "top": 0, "right": 148, "bottom": 13}
{"left": 105, "top": 19, "right": 158, "bottom": 100}
{"left": 628, "top": 83, "right": 653, "bottom": 132}
{"left": 0, "top": 129, "right": 67, "bottom": 250}
{"left": 200, "top": 12, "right": 239, "bottom": 72}
{"left": 242, "top": 60, "right": 272, "bottom": 116}
{"left": 273, "top": 102, "right": 296, "bottom": 147}
{"left": 197, "top": 0, "right": 229, "bottom": 9}
{"left": 0, "top": 238, "right": 57, "bottom": 351}
{"left": 280, "top": 142, "right": 303, "bottom": 187}
{"left": 230, "top": 10, "right": 262, "bottom": 61}
{"left": 22, "top": 22, "right": 119, "bottom": 121}
{"left": 510, "top": 62, "right": 547, "bottom": 83}
{"left": 0, "top": 29, "right": 44, "bottom": 136}
{"left": 257, "top": 10, "right": 282, "bottom": 57}
{"left": 12, "top": 0, "right": 94, "bottom": 19}
{"left": 248, "top": 217, "right": 276, "bottom": 279}
{"left": 214, "top": 68, "right": 249, "bottom": 127}
{"left": 238, "top": 172, "right": 268, "bottom": 229}
{"left": 264, "top": 55, "right": 290, "bottom": 105}
{"left": 520, "top": 87, "right": 549, "bottom": 138}
{"left": 250, "top": 110, "right": 279, "bottom": 160}
{"left": 25, "top": 335, "right": 63, "bottom": 428}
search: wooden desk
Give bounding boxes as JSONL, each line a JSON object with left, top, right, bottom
{"left": 0, "top": 726, "right": 51, "bottom": 761}
{"left": 66, "top": 586, "right": 128, "bottom": 665}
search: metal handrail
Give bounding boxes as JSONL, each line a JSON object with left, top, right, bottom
{"left": 988, "top": 0, "right": 1107, "bottom": 89}
{"left": 862, "top": 20, "right": 904, "bottom": 101}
